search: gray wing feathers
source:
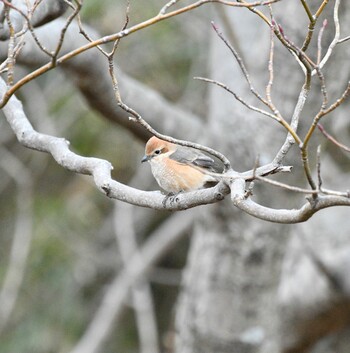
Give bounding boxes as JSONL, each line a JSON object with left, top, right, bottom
{"left": 169, "top": 146, "right": 223, "bottom": 173}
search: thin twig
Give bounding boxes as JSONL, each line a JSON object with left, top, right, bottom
{"left": 194, "top": 76, "right": 278, "bottom": 121}
{"left": 88, "top": 4, "right": 231, "bottom": 171}
{"left": 315, "top": 66, "right": 328, "bottom": 110}
{"left": 316, "top": 145, "right": 323, "bottom": 190}
{"left": 301, "top": 148, "right": 317, "bottom": 191}
{"left": 303, "top": 81, "right": 350, "bottom": 149}
{"left": 4, "top": 3, "right": 15, "bottom": 86}
{"left": 159, "top": 0, "right": 182, "bottom": 15}
{"left": 195, "top": 76, "right": 302, "bottom": 145}
{"left": 77, "top": 17, "right": 109, "bottom": 57}
{"left": 266, "top": 10, "right": 274, "bottom": 105}
{"left": 300, "top": 81, "right": 350, "bottom": 190}
{"left": 317, "top": 19, "right": 327, "bottom": 65}
{"left": 106, "top": 1, "right": 130, "bottom": 102}
{"left": 273, "top": 84, "right": 308, "bottom": 164}
{"left": 256, "top": 175, "right": 319, "bottom": 194}
{"left": 256, "top": 172, "right": 350, "bottom": 198}
{"left": 131, "top": 105, "right": 232, "bottom": 171}
{"left": 317, "top": 123, "right": 350, "bottom": 153}
{"left": 315, "top": 0, "right": 341, "bottom": 74}
{"left": 211, "top": 21, "right": 269, "bottom": 107}
{"left": 2, "top": 0, "right": 52, "bottom": 56}
{"left": 300, "top": 0, "right": 313, "bottom": 23}
{"left": 301, "top": 0, "right": 329, "bottom": 52}
{"left": 51, "top": 0, "right": 83, "bottom": 65}
{"left": 236, "top": 0, "right": 272, "bottom": 26}
{"left": 0, "top": 0, "right": 280, "bottom": 108}
{"left": 338, "top": 35, "right": 350, "bottom": 44}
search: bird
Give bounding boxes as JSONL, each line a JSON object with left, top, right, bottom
{"left": 141, "top": 136, "right": 223, "bottom": 193}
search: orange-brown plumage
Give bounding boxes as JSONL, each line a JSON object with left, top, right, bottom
{"left": 142, "top": 136, "right": 222, "bottom": 193}
{"left": 144, "top": 136, "right": 176, "bottom": 156}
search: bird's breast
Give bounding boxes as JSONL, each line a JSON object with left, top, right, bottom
{"left": 149, "top": 158, "right": 210, "bottom": 193}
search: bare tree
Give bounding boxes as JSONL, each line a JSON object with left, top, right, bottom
{"left": 1, "top": 0, "right": 350, "bottom": 352}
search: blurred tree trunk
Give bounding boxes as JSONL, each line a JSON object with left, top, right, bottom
{"left": 175, "top": 7, "right": 290, "bottom": 353}
{"left": 175, "top": 3, "right": 350, "bottom": 353}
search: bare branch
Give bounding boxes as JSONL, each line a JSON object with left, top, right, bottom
{"left": 338, "top": 35, "right": 350, "bottom": 44}
{"left": 317, "top": 19, "right": 327, "bottom": 65}
{"left": 0, "top": 0, "right": 280, "bottom": 107}
{"left": 202, "top": 18, "right": 306, "bottom": 154}
{"left": 194, "top": 76, "right": 279, "bottom": 121}
{"left": 51, "top": 0, "right": 82, "bottom": 64}
{"left": 194, "top": 76, "right": 302, "bottom": 148}
{"left": 81, "top": 5, "right": 233, "bottom": 173}
{"left": 1, "top": 19, "right": 205, "bottom": 141}
{"left": 315, "top": 0, "right": 341, "bottom": 74}
{"left": 106, "top": 1, "right": 130, "bottom": 101}
{"left": 303, "top": 81, "right": 350, "bottom": 149}
{"left": 301, "top": 0, "right": 329, "bottom": 52}
{"left": 211, "top": 21, "right": 269, "bottom": 107}
{"left": 0, "top": 0, "right": 68, "bottom": 40}
{"left": 230, "top": 179, "right": 350, "bottom": 224}
{"left": 316, "top": 145, "right": 323, "bottom": 190}
{"left": 159, "top": 0, "right": 181, "bottom": 15}
{"left": 108, "top": 65, "right": 232, "bottom": 169}
{"left": 255, "top": 175, "right": 319, "bottom": 195}
{"left": 2, "top": 3, "right": 350, "bottom": 225}
{"left": 266, "top": 16, "right": 275, "bottom": 105}
{"left": 317, "top": 123, "right": 350, "bottom": 153}
{"left": 1, "top": 0, "right": 54, "bottom": 57}
{"left": 0, "top": 76, "right": 230, "bottom": 210}
{"left": 4, "top": 2, "right": 15, "bottom": 85}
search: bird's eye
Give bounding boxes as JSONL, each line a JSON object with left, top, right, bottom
{"left": 154, "top": 149, "right": 161, "bottom": 155}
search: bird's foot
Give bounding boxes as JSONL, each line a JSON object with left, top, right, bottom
{"left": 162, "top": 191, "right": 183, "bottom": 208}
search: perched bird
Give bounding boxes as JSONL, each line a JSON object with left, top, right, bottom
{"left": 141, "top": 136, "right": 223, "bottom": 193}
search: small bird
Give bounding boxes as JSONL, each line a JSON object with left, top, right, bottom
{"left": 141, "top": 136, "right": 223, "bottom": 193}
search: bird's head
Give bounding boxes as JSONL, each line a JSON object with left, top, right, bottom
{"left": 141, "top": 136, "right": 176, "bottom": 163}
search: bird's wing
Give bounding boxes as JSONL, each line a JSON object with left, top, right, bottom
{"left": 170, "top": 146, "right": 223, "bottom": 172}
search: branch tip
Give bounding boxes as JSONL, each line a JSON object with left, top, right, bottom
{"left": 211, "top": 20, "right": 218, "bottom": 31}
{"left": 278, "top": 23, "right": 284, "bottom": 36}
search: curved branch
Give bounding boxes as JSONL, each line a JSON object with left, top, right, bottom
{"left": 0, "top": 77, "right": 229, "bottom": 210}
{"left": 230, "top": 179, "right": 350, "bottom": 224}
{"left": 3, "top": 76, "right": 349, "bottom": 221}
{"left": 0, "top": 0, "right": 280, "bottom": 107}
{"left": 1, "top": 19, "right": 204, "bottom": 141}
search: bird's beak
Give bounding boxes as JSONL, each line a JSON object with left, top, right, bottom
{"left": 141, "top": 155, "right": 149, "bottom": 163}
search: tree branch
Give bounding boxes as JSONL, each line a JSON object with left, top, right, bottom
{"left": 0, "top": 19, "right": 204, "bottom": 141}
{"left": 230, "top": 178, "right": 350, "bottom": 224}
{"left": 0, "top": 0, "right": 280, "bottom": 107}
{"left": 0, "top": 0, "right": 69, "bottom": 40}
